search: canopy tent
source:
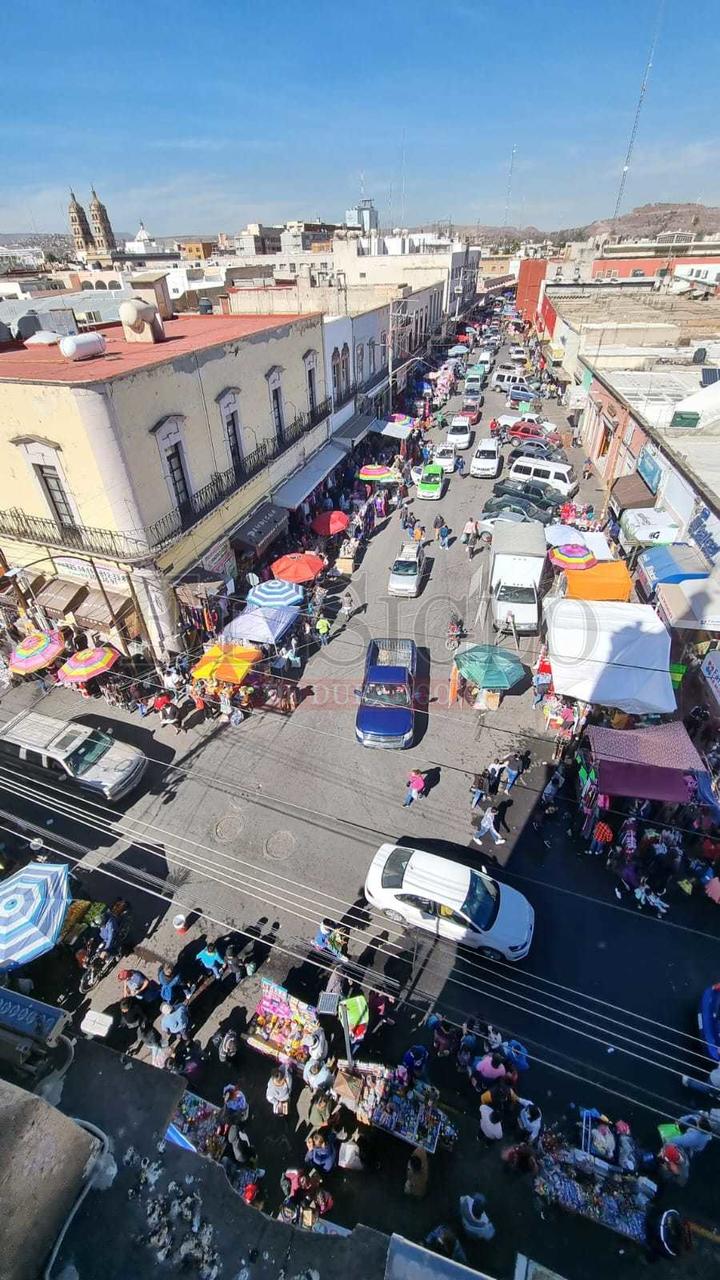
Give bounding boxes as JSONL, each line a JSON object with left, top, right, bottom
{"left": 221, "top": 605, "right": 299, "bottom": 646}
{"left": 655, "top": 576, "right": 720, "bottom": 632}
{"left": 9, "top": 630, "right": 65, "bottom": 674}
{"left": 565, "top": 560, "right": 633, "bottom": 602}
{"left": 619, "top": 507, "right": 680, "bottom": 553}
{"left": 587, "top": 722, "right": 704, "bottom": 803}
{"left": 543, "top": 598, "right": 675, "bottom": 714}
{"left": 453, "top": 644, "right": 525, "bottom": 691}
{"left": 0, "top": 862, "right": 70, "bottom": 970}
{"left": 191, "top": 644, "right": 262, "bottom": 683}
{"left": 58, "top": 645, "right": 120, "bottom": 684}
{"left": 608, "top": 472, "right": 655, "bottom": 518}
{"left": 637, "top": 544, "right": 710, "bottom": 591}
{"left": 369, "top": 419, "right": 413, "bottom": 441}
{"left": 545, "top": 524, "right": 587, "bottom": 548}
{"left": 581, "top": 531, "right": 613, "bottom": 562}
{"left": 246, "top": 580, "right": 304, "bottom": 609}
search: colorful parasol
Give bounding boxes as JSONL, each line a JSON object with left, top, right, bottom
{"left": 58, "top": 645, "right": 120, "bottom": 684}
{"left": 247, "top": 579, "right": 304, "bottom": 608}
{"left": 191, "top": 643, "right": 262, "bottom": 684}
{"left": 357, "top": 465, "right": 397, "bottom": 485}
{"left": 453, "top": 644, "right": 525, "bottom": 691}
{"left": 0, "top": 862, "right": 70, "bottom": 970}
{"left": 271, "top": 552, "right": 325, "bottom": 583}
{"left": 311, "top": 510, "right": 350, "bottom": 537}
{"left": 9, "top": 630, "right": 65, "bottom": 675}
{"left": 389, "top": 413, "right": 414, "bottom": 428}
{"left": 549, "top": 544, "right": 598, "bottom": 570}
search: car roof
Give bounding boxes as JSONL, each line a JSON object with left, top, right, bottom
{"left": 449, "top": 418, "right": 469, "bottom": 427}
{"left": 421, "top": 464, "right": 442, "bottom": 479}
{"left": 402, "top": 847, "right": 471, "bottom": 907}
{"left": 0, "top": 712, "right": 89, "bottom": 754}
{"left": 395, "top": 542, "right": 421, "bottom": 561}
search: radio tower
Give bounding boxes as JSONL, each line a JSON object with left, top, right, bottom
{"left": 611, "top": 1, "right": 665, "bottom": 227}
{"left": 503, "top": 144, "right": 517, "bottom": 245}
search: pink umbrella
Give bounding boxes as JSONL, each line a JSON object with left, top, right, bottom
{"left": 549, "top": 544, "right": 598, "bottom": 571}
{"left": 9, "top": 631, "right": 65, "bottom": 674}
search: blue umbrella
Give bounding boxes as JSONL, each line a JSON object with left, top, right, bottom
{"left": 247, "top": 579, "right": 304, "bottom": 608}
{"left": 0, "top": 862, "right": 70, "bottom": 970}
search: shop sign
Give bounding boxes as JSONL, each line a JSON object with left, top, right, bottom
{"left": 201, "top": 537, "right": 236, "bottom": 580}
{"left": 688, "top": 504, "right": 720, "bottom": 565}
{"left": 701, "top": 649, "right": 720, "bottom": 708}
{"left": 55, "top": 555, "right": 127, "bottom": 589}
{"left": 636, "top": 446, "right": 662, "bottom": 495}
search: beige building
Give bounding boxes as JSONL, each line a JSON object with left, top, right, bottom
{"left": 0, "top": 287, "right": 332, "bottom": 657}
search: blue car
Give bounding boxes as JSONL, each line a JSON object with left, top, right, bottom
{"left": 355, "top": 639, "right": 416, "bottom": 749}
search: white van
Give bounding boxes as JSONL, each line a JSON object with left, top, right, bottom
{"left": 470, "top": 439, "right": 501, "bottom": 478}
{"left": 490, "top": 369, "right": 531, "bottom": 392}
{"left": 388, "top": 542, "right": 426, "bottom": 597}
{"left": 0, "top": 711, "right": 147, "bottom": 801}
{"left": 507, "top": 456, "right": 578, "bottom": 498}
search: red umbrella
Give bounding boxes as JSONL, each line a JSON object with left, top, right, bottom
{"left": 271, "top": 552, "right": 325, "bottom": 583}
{"left": 311, "top": 510, "right": 349, "bottom": 537}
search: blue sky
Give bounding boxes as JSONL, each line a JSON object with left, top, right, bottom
{"left": 2, "top": 0, "right": 719, "bottom": 234}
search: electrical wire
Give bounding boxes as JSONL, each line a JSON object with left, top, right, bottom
{"left": 0, "top": 817, "right": 707, "bottom": 1131}
{"left": 1, "top": 770, "right": 715, "bottom": 1079}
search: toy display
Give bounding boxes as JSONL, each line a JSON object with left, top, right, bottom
{"left": 246, "top": 978, "right": 321, "bottom": 1069}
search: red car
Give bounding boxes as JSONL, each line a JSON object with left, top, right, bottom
{"left": 455, "top": 406, "right": 481, "bottom": 426}
{"left": 507, "top": 420, "right": 562, "bottom": 446}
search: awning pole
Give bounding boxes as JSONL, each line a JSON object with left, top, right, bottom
{"left": 91, "top": 560, "right": 130, "bottom": 658}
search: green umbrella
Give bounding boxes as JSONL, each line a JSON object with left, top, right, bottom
{"left": 453, "top": 644, "right": 525, "bottom": 690}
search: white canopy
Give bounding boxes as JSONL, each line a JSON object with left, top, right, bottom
{"left": 221, "top": 606, "right": 299, "bottom": 645}
{"left": 543, "top": 598, "right": 675, "bottom": 714}
{"left": 370, "top": 419, "right": 413, "bottom": 441}
{"left": 581, "top": 531, "right": 613, "bottom": 561}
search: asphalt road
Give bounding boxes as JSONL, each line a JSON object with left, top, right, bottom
{"left": 2, "top": 337, "right": 720, "bottom": 1271}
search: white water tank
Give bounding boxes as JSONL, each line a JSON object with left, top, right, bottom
{"left": 119, "top": 298, "right": 157, "bottom": 331}
{"left": 59, "top": 332, "right": 107, "bottom": 361}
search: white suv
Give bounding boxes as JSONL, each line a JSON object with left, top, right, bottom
{"left": 470, "top": 439, "right": 501, "bottom": 478}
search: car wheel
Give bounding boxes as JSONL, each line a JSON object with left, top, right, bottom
{"left": 479, "top": 946, "right": 502, "bottom": 960}
{"left": 383, "top": 909, "right": 405, "bottom": 923}
{"left": 480, "top": 531, "right": 492, "bottom": 544}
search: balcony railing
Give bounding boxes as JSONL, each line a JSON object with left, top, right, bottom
{"left": 331, "top": 382, "right": 357, "bottom": 412}
{"left": 0, "top": 397, "right": 334, "bottom": 563}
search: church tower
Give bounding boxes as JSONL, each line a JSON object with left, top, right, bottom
{"left": 89, "top": 187, "right": 116, "bottom": 254}
{"left": 68, "top": 190, "right": 95, "bottom": 260}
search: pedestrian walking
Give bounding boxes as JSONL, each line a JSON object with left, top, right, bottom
{"left": 433, "top": 514, "right": 444, "bottom": 541}
{"left": 119, "top": 998, "right": 161, "bottom": 1052}
{"left": 467, "top": 528, "right": 478, "bottom": 559}
{"left": 413, "top": 522, "right": 425, "bottom": 545}
{"left": 439, "top": 523, "right": 450, "bottom": 550}
{"left": 160, "top": 1000, "right": 191, "bottom": 1044}
{"left": 403, "top": 769, "right": 426, "bottom": 807}
{"left": 469, "top": 771, "right": 487, "bottom": 808}
{"left": 588, "top": 817, "right": 613, "bottom": 857}
{"left": 501, "top": 751, "right": 523, "bottom": 793}
{"left": 518, "top": 1100, "right": 543, "bottom": 1143}
{"left": 486, "top": 758, "right": 504, "bottom": 796}
{"left": 455, "top": 455, "right": 465, "bottom": 477}
{"left": 461, "top": 517, "right": 476, "bottom": 545}
{"left": 266, "top": 1063, "right": 292, "bottom": 1115}
{"left": 315, "top": 614, "right": 331, "bottom": 647}
{"left": 404, "top": 1147, "right": 429, "bottom": 1198}
{"left": 472, "top": 806, "right": 506, "bottom": 847}
{"left": 196, "top": 939, "right": 224, "bottom": 978}
{"left": 339, "top": 588, "right": 355, "bottom": 622}
{"left": 478, "top": 1105, "right": 504, "bottom": 1142}
{"left": 673, "top": 1114, "right": 713, "bottom": 1159}
{"left": 459, "top": 1193, "right": 495, "bottom": 1240}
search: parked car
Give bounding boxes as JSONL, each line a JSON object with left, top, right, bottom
{"left": 470, "top": 438, "right": 501, "bottom": 479}
{"left": 447, "top": 418, "right": 473, "bottom": 450}
{"left": 507, "top": 421, "right": 562, "bottom": 446}
{"left": 364, "top": 842, "right": 534, "bottom": 960}
{"left": 416, "top": 463, "right": 444, "bottom": 499}
{"left": 507, "top": 440, "right": 567, "bottom": 464}
{"left": 476, "top": 508, "right": 528, "bottom": 541}
{"left": 482, "top": 493, "right": 552, "bottom": 525}
{"left": 497, "top": 413, "right": 552, "bottom": 431}
{"left": 492, "top": 477, "right": 564, "bottom": 513}
{"left": 433, "top": 444, "right": 457, "bottom": 474}
{"left": 388, "top": 542, "right": 426, "bottom": 598}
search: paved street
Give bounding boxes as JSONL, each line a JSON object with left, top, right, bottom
{"left": 2, "top": 340, "right": 719, "bottom": 1276}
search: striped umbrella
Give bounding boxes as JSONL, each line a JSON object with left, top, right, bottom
{"left": 311, "top": 510, "right": 349, "bottom": 536}
{"left": 247, "top": 579, "right": 304, "bottom": 608}
{"left": 9, "top": 630, "right": 65, "bottom": 674}
{"left": 389, "top": 413, "right": 414, "bottom": 428}
{"left": 271, "top": 552, "right": 325, "bottom": 583}
{"left": 549, "top": 544, "right": 598, "bottom": 571}
{"left": 58, "top": 645, "right": 121, "bottom": 684}
{"left": 357, "top": 465, "right": 397, "bottom": 485}
{"left": 0, "top": 862, "right": 70, "bottom": 970}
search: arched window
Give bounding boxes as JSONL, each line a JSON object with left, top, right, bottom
{"left": 94, "top": 280, "right": 107, "bottom": 290}
{"left": 265, "top": 365, "right": 284, "bottom": 438}
{"left": 340, "top": 342, "right": 351, "bottom": 393}
{"left": 216, "top": 387, "right": 243, "bottom": 475}
{"left": 331, "top": 347, "right": 341, "bottom": 402}
{"left": 303, "top": 349, "right": 318, "bottom": 415}
{"left": 355, "top": 343, "right": 364, "bottom": 386}
{"left": 380, "top": 331, "right": 387, "bottom": 366}
{"left": 368, "top": 339, "right": 376, "bottom": 375}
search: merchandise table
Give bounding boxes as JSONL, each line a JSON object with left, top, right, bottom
{"left": 245, "top": 978, "right": 321, "bottom": 1070}
{"left": 334, "top": 1060, "right": 455, "bottom": 1154}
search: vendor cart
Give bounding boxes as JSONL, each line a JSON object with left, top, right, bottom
{"left": 335, "top": 536, "right": 361, "bottom": 576}
{"left": 334, "top": 1059, "right": 456, "bottom": 1154}
{"left": 534, "top": 1126, "right": 656, "bottom": 1245}
{"left": 165, "top": 1090, "right": 261, "bottom": 1196}
{"left": 245, "top": 978, "right": 321, "bottom": 1071}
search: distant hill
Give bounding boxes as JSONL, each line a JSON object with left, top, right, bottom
{"left": 435, "top": 203, "right": 720, "bottom": 247}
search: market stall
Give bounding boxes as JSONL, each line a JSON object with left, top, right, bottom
{"left": 655, "top": 575, "right": 720, "bottom": 634}
{"left": 543, "top": 598, "right": 676, "bottom": 714}
{"left": 335, "top": 534, "right": 362, "bottom": 576}
{"left": 245, "top": 978, "right": 321, "bottom": 1070}
{"left": 166, "top": 1091, "right": 260, "bottom": 1195}
{"left": 534, "top": 1127, "right": 655, "bottom": 1245}
{"left": 635, "top": 543, "right": 710, "bottom": 602}
{"left": 564, "top": 561, "right": 633, "bottom": 603}
{"left": 333, "top": 1059, "right": 456, "bottom": 1154}
{"left": 586, "top": 722, "right": 705, "bottom": 804}
{"left": 221, "top": 605, "right": 300, "bottom": 647}
{"left": 618, "top": 508, "right": 681, "bottom": 559}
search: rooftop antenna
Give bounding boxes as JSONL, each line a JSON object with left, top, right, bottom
{"left": 611, "top": 0, "right": 665, "bottom": 230}
{"left": 503, "top": 144, "right": 517, "bottom": 243}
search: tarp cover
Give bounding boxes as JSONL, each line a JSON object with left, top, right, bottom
{"left": 544, "top": 598, "right": 675, "bottom": 714}
{"left": 222, "top": 605, "right": 299, "bottom": 645}
{"left": 609, "top": 472, "right": 655, "bottom": 514}
{"left": 565, "top": 560, "right": 633, "bottom": 602}
{"left": 637, "top": 543, "right": 709, "bottom": 589}
{"left": 656, "top": 575, "right": 720, "bottom": 631}
{"left": 587, "top": 721, "right": 703, "bottom": 802}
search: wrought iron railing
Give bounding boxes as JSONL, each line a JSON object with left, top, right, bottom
{"left": 332, "top": 381, "right": 357, "bottom": 411}
{"left": 2, "top": 398, "right": 333, "bottom": 560}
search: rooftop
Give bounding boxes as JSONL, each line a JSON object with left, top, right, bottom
{"left": 547, "top": 286, "right": 720, "bottom": 339}
{"left": 0, "top": 312, "right": 306, "bottom": 385}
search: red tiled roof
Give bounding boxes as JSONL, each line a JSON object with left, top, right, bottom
{"left": 0, "top": 313, "right": 307, "bottom": 385}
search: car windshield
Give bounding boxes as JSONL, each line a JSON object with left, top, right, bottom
{"left": 391, "top": 559, "right": 418, "bottom": 576}
{"left": 381, "top": 845, "right": 413, "bottom": 888}
{"left": 363, "top": 683, "right": 410, "bottom": 707}
{"left": 477, "top": 450, "right": 495, "bottom": 459}
{"left": 64, "top": 730, "right": 113, "bottom": 776}
{"left": 462, "top": 872, "right": 499, "bottom": 931}
{"left": 496, "top": 584, "right": 537, "bottom": 604}
{"left": 422, "top": 469, "right": 441, "bottom": 482}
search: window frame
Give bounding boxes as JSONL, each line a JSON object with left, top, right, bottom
{"left": 265, "top": 365, "right": 285, "bottom": 439}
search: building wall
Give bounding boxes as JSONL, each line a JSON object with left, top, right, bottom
{"left": 516, "top": 258, "right": 548, "bottom": 321}
{"left": 179, "top": 242, "right": 216, "bottom": 262}
{"left": 323, "top": 314, "right": 355, "bottom": 430}
{"left": 591, "top": 254, "right": 720, "bottom": 280}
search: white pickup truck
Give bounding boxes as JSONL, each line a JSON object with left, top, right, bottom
{"left": 489, "top": 520, "right": 548, "bottom": 634}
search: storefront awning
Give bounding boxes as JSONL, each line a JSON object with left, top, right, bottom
{"left": 70, "top": 588, "right": 135, "bottom": 634}
{"left": 231, "top": 502, "right": 288, "bottom": 556}
{"left": 637, "top": 543, "right": 710, "bottom": 590}
{"left": 656, "top": 577, "right": 720, "bottom": 631}
{"left": 34, "top": 577, "right": 88, "bottom": 619}
{"left": 565, "top": 560, "right": 633, "bottom": 602}
{"left": 608, "top": 472, "right": 655, "bottom": 516}
{"left": 331, "top": 412, "right": 375, "bottom": 448}
{"left": 370, "top": 418, "right": 413, "bottom": 442}
{"left": 273, "top": 442, "right": 347, "bottom": 510}
{"left": 588, "top": 722, "right": 704, "bottom": 802}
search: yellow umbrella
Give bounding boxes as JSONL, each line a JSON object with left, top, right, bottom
{"left": 191, "top": 643, "right": 262, "bottom": 683}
